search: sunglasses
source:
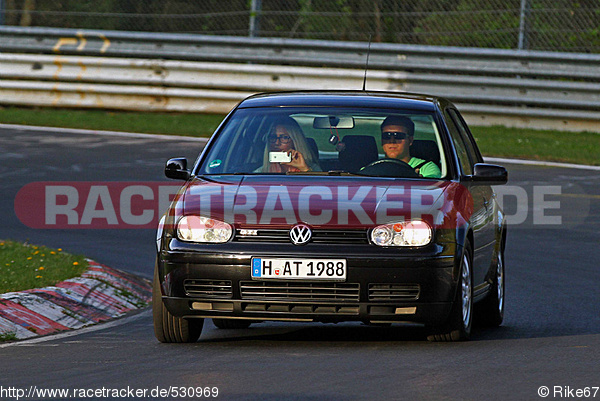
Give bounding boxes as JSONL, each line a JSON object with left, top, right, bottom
{"left": 381, "top": 131, "right": 411, "bottom": 141}
{"left": 268, "top": 134, "right": 292, "bottom": 144}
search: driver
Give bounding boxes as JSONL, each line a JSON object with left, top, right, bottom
{"left": 379, "top": 116, "right": 441, "bottom": 178}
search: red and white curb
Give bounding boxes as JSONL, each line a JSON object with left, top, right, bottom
{"left": 0, "top": 260, "right": 151, "bottom": 340}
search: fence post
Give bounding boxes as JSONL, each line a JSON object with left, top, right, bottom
{"left": 518, "top": 0, "right": 530, "bottom": 50}
{"left": 0, "top": 0, "right": 4, "bottom": 25}
{"left": 249, "top": 0, "right": 262, "bottom": 37}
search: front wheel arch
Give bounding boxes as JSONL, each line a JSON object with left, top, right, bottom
{"left": 153, "top": 261, "right": 203, "bottom": 343}
{"left": 427, "top": 238, "right": 474, "bottom": 342}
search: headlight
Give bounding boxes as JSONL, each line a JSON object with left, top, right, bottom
{"left": 177, "top": 216, "right": 233, "bottom": 243}
{"left": 370, "top": 220, "right": 432, "bottom": 247}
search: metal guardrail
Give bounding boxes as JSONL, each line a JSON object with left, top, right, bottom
{"left": 1, "top": 26, "right": 600, "bottom": 132}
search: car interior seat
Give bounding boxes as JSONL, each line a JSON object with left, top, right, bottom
{"left": 411, "top": 140, "right": 441, "bottom": 168}
{"left": 305, "top": 137, "right": 319, "bottom": 161}
{"left": 339, "top": 135, "right": 379, "bottom": 173}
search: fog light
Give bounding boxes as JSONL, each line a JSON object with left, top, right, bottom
{"left": 395, "top": 307, "right": 417, "bottom": 315}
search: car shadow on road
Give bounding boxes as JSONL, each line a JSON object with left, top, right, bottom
{"left": 198, "top": 319, "right": 600, "bottom": 345}
{"left": 200, "top": 322, "right": 430, "bottom": 344}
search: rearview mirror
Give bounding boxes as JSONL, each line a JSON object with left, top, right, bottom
{"left": 165, "top": 158, "right": 190, "bottom": 180}
{"left": 313, "top": 116, "right": 355, "bottom": 129}
{"left": 471, "top": 163, "right": 508, "bottom": 185}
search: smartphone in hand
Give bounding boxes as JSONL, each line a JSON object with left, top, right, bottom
{"left": 269, "top": 152, "right": 292, "bottom": 163}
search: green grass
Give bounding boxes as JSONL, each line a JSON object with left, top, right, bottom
{"left": 0, "top": 106, "right": 598, "bottom": 166}
{"left": 0, "top": 240, "right": 88, "bottom": 294}
{"left": 470, "top": 126, "right": 600, "bottom": 166}
{"left": 0, "top": 106, "right": 224, "bottom": 138}
{"left": 0, "top": 331, "right": 17, "bottom": 342}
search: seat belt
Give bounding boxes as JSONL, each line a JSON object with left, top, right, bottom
{"left": 414, "top": 160, "right": 429, "bottom": 177}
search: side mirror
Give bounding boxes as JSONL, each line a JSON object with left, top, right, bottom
{"left": 165, "top": 158, "right": 190, "bottom": 180}
{"left": 471, "top": 163, "right": 508, "bottom": 185}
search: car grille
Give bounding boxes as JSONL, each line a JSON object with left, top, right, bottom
{"left": 240, "top": 281, "right": 360, "bottom": 302}
{"left": 242, "top": 303, "right": 359, "bottom": 315}
{"left": 234, "top": 229, "right": 368, "bottom": 244}
{"left": 184, "top": 280, "right": 233, "bottom": 298}
{"left": 368, "top": 284, "right": 420, "bottom": 301}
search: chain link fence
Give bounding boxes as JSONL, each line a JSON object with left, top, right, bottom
{"left": 1, "top": 0, "right": 599, "bottom": 53}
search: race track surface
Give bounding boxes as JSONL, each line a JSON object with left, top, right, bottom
{"left": 0, "top": 127, "right": 598, "bottom": 400}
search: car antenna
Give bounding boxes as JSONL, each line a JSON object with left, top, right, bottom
{"left": 362, "top": 34, "right": 373, "bottom": 91}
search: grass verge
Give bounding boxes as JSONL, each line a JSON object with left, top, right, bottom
{"left": 0, "top": 240, "right": 88, "bottom": 294}
{"left": 0, "top": 106, "right": 224, "bottom": 138}
{"left": 0, "top": 331, "right": 18, "bottom": 341}
{"left": 0, "top": 106, "right": 598, "bottom": 166}
{"left": 470, "top": 126, "right": 599, "bottom": 166}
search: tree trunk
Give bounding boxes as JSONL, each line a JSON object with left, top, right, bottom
{"left": 374, "top": 0, "right": 382, "bottom": 42}
{"left": 19, "top": 0, "right": 35, "bottom": 27}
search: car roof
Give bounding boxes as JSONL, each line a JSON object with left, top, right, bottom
{"left": 237, "top": 91, "right": 450, "bottom": 112}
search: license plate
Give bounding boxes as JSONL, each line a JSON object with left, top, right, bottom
{"left": 251, "top": 258, "right": 347, "bottom": 280}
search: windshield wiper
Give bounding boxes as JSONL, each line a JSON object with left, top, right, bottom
{"left": 285, "top": 170, "right": 357, "bottom": 176}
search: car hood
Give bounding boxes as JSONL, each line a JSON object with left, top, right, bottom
{"left": 177, "top": 175, "right": 469, "bottom": 229}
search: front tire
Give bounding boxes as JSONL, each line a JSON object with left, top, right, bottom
{"left": 476, "top": 247, "right": 505, "bottom": 327}
{"left": 427, "top": 240, "right": 473, "bottom": 342}
{"left": 153, "top": 263, "right": 203, "bottom": 343}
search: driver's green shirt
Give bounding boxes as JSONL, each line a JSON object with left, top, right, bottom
{"left": 409, "top": 157, "right": 442, "bottom": 178}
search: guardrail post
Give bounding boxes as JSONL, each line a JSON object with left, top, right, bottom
{"left": 249, "top": 0, "right": 262, "bottom": 37}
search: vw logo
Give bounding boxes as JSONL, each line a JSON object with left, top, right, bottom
{"left": 289, "top": 224, "right": 312, "bottom": 245}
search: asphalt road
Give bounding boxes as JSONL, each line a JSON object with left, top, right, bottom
{"left": 0, "top": 127, "right": 599, "bottom": 401}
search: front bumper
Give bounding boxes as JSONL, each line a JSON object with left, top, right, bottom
{"left": 158, "top": 239, "right": 459, "bottom": 325}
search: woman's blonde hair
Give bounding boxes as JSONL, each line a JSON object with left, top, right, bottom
{"left": 261, "top": 116, "right": 317, "bottom": 172}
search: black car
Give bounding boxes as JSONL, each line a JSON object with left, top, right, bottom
{"left": 153, "top": 91, "right": 507, "bottom": 342}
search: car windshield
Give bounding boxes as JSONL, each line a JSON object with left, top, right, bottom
{"left": 196, "top": 107, "right": 448, "bottom": 179}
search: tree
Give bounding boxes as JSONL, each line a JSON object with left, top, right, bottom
{"left": 527, "top": 0, "right": 600, "bottom": 52}
{"left": 415, "top": 0, "right": 520, "bottom": 48}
